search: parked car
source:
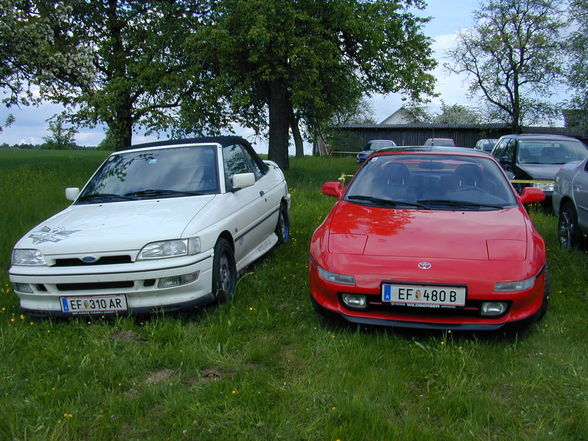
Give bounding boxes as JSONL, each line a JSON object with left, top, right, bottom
{"left": 553, "top": 157, "right": 588, "bottom": 247}
{"left": 356, "top": 139, "right": 397, "bottom": 163}
{"left": 474, "top": 138, "right": 498, "bottom": 153}
{"left": 423, "top": 138, "right": 455, "bottom": 147}
{"left": 491, "top": 134, "right": 588, "bottom": 198}
{"left": 9, "top": 136, "right": 290, "bottom": 317}
{"left": 310, "top": 146, "right": 548, "bottom": 331}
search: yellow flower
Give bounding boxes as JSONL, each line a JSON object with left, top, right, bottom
{"left": 231, "top": 390, "right": 238, "bottom": 395}
{"left": 10, "top": 318, "right": 15, "bottom": 323}
{"left": 440, "top": 341, "right": 446, "bottom": 345}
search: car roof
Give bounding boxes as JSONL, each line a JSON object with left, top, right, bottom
{"left": 374, "top": 146, "right": 489, "bottom": 157}
{"left": 120, "top": 135, "right": 253, "bottom": 151}
{"left": 499, "top": 133, "right": 580, "bottom": 141}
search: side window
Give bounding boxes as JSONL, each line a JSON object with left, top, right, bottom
{"left": 493, "top": 139, "right": 505, "bottom": 157}
{"left": 241, "top": 146, "right": 264, "bottom": 179}
{"left": 223, "top": 144, "right": 253, "bottom": 189}
{"left": 504, "top": 139, "right": 516, "bottom": 163}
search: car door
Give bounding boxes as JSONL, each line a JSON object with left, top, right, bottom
{"left": 221, "top": 143, "right": 272, "bottom": 262}
{"left": 574, "top": 159, "right": 588, "bottom": 231}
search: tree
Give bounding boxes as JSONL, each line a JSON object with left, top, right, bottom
{"left": 42, "top": 114, "right": 77, "bottom": 149}
{"left": 446, "top": 0, "right": 565, "bottom": 133}
{"left": 401, "top": 99, "right": 434, "bottom": 123}
{"left": 567, "top": 0, "right": 588, "bottom": 129}
{"left": 433, "top": 101, "right": 480, "bottom": 124}
{"left": 0, "top": 0, "right": 92, "bottom": 130}
{"left": 24, "top": 0, "right": 222, "bottom": 149}
{"left": 189, "top": 0, "right": 436, "bottom": 169}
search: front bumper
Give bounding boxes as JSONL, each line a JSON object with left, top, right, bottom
{"left": 309, "top": 259, "right": 546, "bottom": 331}
{"left": 9, "top": 253, "right": 214, "bottom": 316}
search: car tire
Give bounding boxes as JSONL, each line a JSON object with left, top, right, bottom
{"left": 212, "top": 238, "right": 236, "bottom": 304}
{"left": 275, "top": 203, "right": 290, "bottom": 244}
{"left": 558, "top": 202, "right": 582, "bottom": 248}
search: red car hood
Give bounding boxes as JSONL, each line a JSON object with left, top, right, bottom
{"left": 327, "top": 202, "right": 528, "bottom": 261}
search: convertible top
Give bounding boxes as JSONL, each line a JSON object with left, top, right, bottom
{"left": 121, "top": 136, "right": 253, "bottom": 151}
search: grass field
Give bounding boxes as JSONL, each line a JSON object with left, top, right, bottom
{"left": 0, "top": 149, "right": 586, "bottom": 441}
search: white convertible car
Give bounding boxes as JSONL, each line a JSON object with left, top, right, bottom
{"left": 9, "top": 136, "right": 290, "bottom": 316}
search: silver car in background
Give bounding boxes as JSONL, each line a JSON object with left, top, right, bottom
{"left": 553, "top": 157, "right": 588, "bottom": 247}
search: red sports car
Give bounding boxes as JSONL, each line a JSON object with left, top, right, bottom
{"left": 309, "top": 147, "right": 549, "bottom": 330}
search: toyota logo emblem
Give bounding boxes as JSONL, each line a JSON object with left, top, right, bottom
{"left": 418, "top": 262, "right": 432, "bottom": 270}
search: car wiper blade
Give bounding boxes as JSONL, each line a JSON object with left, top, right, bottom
{"left": 124, "top": 189, "right": 205, "bottom": 198}
{"left": 77, "top": 193, "right": 134, "bottom": 203}
{"left": 417, "top": 199, "right": 505, "bottom": 209}
{"left": 347, "top": 195, "right": 428, "bottom": 208}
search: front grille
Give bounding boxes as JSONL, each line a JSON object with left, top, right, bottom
{"left": 368, "top": 301, "right": 483, "bottom": 319}
{"left": 53, "top": 255, "right": 132, "bottom": 267}
{"left": 340, "top": 293, "right": 507, "bottom": 319}
{"left": 56, "top": 281, "right": 135, "bottom": 291}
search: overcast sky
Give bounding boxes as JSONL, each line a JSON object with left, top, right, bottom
{"left": 0, "top": 1, "right": 487, "bottom": 148}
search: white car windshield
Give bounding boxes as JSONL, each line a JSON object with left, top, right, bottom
{"left": 77, "top": 145, "right": 219, "bottom": 203}
{"left": 345, "top": 154, "right": 518, "bottom": 210}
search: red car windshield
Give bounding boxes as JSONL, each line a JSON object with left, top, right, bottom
{"left": 346, "top": 154, "right": 518, "bottom": 210}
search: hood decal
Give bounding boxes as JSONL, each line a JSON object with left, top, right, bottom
{"left": 29, "top": 226, "right": 80, "bottom": 244}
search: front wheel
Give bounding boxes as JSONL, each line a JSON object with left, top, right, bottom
{"left": 212, "top": 238, "right": 236, "bottom": 304}
{"left": 275, "top": 203, "right": 290, "bottom": 244}
{"left": 558, "top": 202, "right": 581, "bottom": 248}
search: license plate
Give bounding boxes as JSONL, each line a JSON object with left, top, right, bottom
{"left": 60, "top": 295, "right": 128, "bottom": 314}
{"left": 382, "top": 283, "right": 466, "bottom": 307}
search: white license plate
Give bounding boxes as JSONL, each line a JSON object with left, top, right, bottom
{"left": 60, "top": 295, "right": 128, "bottom": 314}
{"left": 382, "top": 283, "right": 466, "bottom": 307}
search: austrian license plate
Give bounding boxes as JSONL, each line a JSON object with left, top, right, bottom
{"left": 382, "top": 283, "right": 466, "bottom": 307}
{"left": 60, "top": 295, "right": 128, "bottom": 314}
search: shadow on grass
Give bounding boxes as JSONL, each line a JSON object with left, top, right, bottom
{"left": 312, "top": 301, "right": 542, "bottom": 344}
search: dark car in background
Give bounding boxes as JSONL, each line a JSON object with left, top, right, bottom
{"left": 475, "top": 138, "right": 498, "bottom": 153}
{"left": 356, "top": 139, "right": 397, "bottom": 163}
{"left": 491, "top": 134, "right": 588, "bottom": 198}
{"left": 553, "top": 157, "right": 588, "bottom": 248}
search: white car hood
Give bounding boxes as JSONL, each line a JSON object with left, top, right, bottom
{"left": 15, "top": 196, "right": 215, "bottom": 254}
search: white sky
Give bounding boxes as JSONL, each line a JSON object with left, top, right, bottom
{"left": 0, "top": 1, "right": 536, "bottom": 149}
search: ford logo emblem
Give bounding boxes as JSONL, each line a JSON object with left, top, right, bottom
{"left": 418, "top": 262, "right": 432, "bottom": 270}
{"left": 81, "top": 256, "right": 98, "bottom": 263}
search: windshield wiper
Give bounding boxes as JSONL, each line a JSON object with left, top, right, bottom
{"left": 417, "top": 199, "right": 505, "bottom": 209}
{"left": 347, "top": 195, "right": 428, "bottom": 208}
{"left": 77, "top": 193, "right": 134, "bottom": 203}
{"left": 124, "top": 189, "right": 206, "bottom": 198}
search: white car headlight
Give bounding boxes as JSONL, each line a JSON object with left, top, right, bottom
{"left": 532, "top": 182, "right": 554, "bottom": 192}
{"left": 494, "top": 275, "right": 536, "bottom": 292}
{"left": 12, "top": 249, "right": 46, "bottom": 266}
{"left": 137, "top": 238, "right": 201, "bottom": 260}
{"left": 318, "top": 265, "right": 356, "bottom": 286}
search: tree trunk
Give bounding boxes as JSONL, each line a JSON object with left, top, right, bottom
{"left": 290, "top": 107, "right": 304, "bottom": 158}
{"left": 268, "top": 79, "right": 290, "bottom": 169}
{"left": 111, "top": 94, "right": 134, "bottom": 149}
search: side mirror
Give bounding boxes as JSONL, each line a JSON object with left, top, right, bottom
{"left": 499, "top": 156, "right": 511, "bottom": 164}
{"left": 519, "top": 187, "right": 545, "bottom": 204}
{"left": 321, "top": 181, "right": 343, "bottom": 198}
{"left": 65, "top": 187, "right": 80, "bottom": 201}
{"left": 231, "top": 172, "right": 255, "bottom": 190}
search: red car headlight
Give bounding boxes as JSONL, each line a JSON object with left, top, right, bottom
{"left": 317, "top": 265, "right": 356, "bottom": 286}
{"left": 494, "top": 275, "right": 536, "bottom": 292}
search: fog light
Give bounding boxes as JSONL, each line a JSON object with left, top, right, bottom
{"left": 12, "top": 283, "right": 33, "bottom": 294}
{"left": 157, "top": 271, "right": 199, "bottom": 289}
{"left": 341, "top": 293, "right": 367, "bottom": 309}
{"left": 480, "top": 302, "right": 508, "bottom": 317}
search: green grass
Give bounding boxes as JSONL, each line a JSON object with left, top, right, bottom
{"left": 0, "top": 150, "right": 586, "bottom": 441}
